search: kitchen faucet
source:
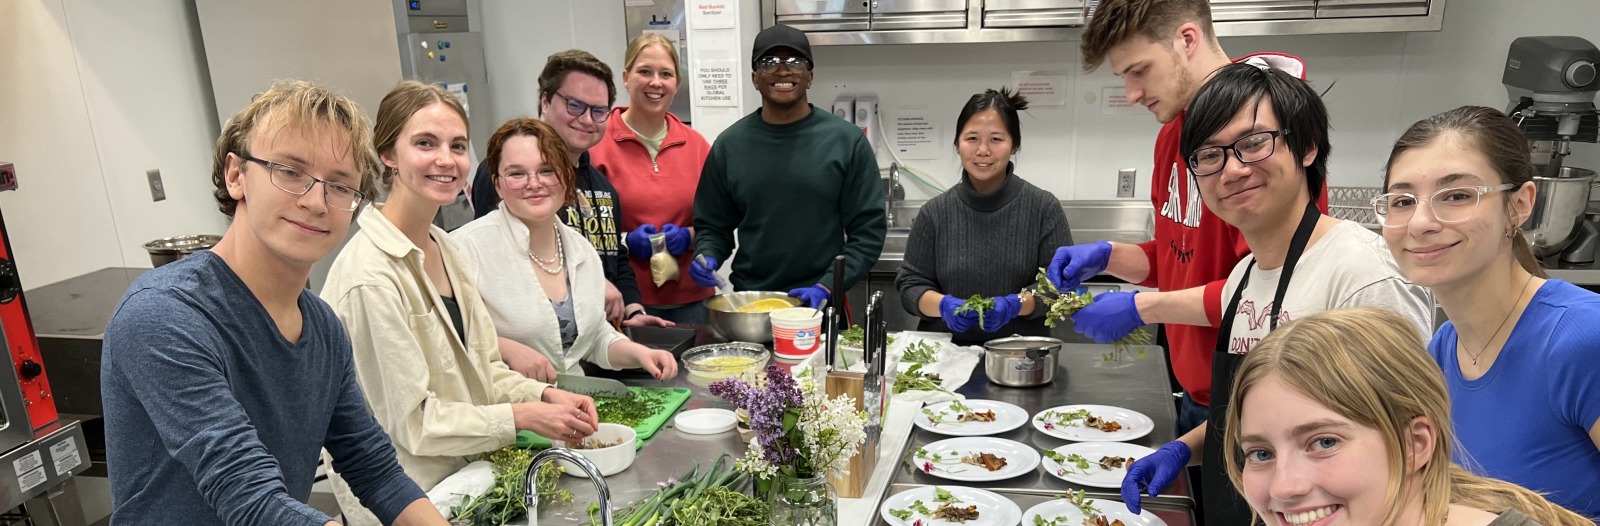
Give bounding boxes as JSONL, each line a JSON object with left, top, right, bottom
{"left": 524, "top": 448, "right": 611, "bottom": 526}
{"left": 885, "top": 163, "right": 905, "bottom": 228}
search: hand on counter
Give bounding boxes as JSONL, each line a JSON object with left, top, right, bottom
{"left": 625, "top": 224, "right": 658, "bottom": 260}
{"left": 1121, "top": 439, "right": 1191, "bottom": 514}
{"left": 980, "top": 294, "right": 1022, "bottom": 332}
{"left": 661, "top": 223, "right": 692, "bottom": 256}
{"left": 636, "top": 348, "right": 679, "bottom": 380}
{"left": 939, "top": 295, "right": 979, "bottom": 333}
{"left": 788, "top": 284, "right": 829, "bottom": 310}
{"left": 1048, "top": 241, "right": 1113, "bottom": 291}
{"left": 621, "top": 309, "right": 676, "bottom": 328}
{"left": 1070, "top": 291, "right": 1143, "bottom": 343}
{"left": 689, "top": 255, "right": 721, "bottom": 288}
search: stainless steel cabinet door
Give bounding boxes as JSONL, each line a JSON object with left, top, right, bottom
{"left": 776, "top": 0, "right": 872, "bottom": 31}
{"left": 981, "top": 0, "right": 1086, "bottom": 29}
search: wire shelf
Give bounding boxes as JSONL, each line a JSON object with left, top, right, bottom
{"left": 1327, "top": 186, "right": 1380, "bottom": 227}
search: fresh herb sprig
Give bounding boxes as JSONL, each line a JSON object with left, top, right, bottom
{"left": 1034, "top": 408, "right": 1092, "bottom": 430}
{"left": 954, "top": 295, "right": 996, "bottom": 329}
{"left": 451, "top": 447, "right": 568, "bottom": 526}
{"left": 920, "top": 400, "right": 972, "bottom": 427}
{"left": 840, "top": 325, "right": 897, "bottom": 348}
{"left": 1030, "top": 268, "right": 1154, "bottom": 363}
{"left": 1060, "top": 489, "right": 1101, "bottom": 517}
{"left": 1042, "top": 449, "right": 1093, "bottom": 476}
{"left": 913, "top": 447, "right": 968, "bottom": 474}
{"left": 901, "top": 340, "right": 939, "bottom": 365}
{"left": 594, "top": 389, "right": 668, "bottom": 427}
{"left": 892, "top": 363, "right": 954, "bottom": 396}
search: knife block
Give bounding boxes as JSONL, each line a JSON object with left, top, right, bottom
{"left": 824, "top": 371, "right": 880, "bottom": 498}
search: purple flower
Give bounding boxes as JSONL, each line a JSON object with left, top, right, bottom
{"left": 709, "top": 364, "right": 804, "bottom": 468}
{"left": 922, "top": 461, "right": 933, "bottom": 473}
{"left": 1044, "top": 422, "right": 1054, "bottom": 430}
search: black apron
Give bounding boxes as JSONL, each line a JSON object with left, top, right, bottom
{"left": 1202, "top": 202, "right": 1319, "bottom": 525}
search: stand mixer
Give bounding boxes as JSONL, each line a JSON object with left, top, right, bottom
{"left": 1504, "top": 36, "right": 1600, "bottom": 264}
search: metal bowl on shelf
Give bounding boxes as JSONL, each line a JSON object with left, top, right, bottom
{"left": 705, "top": 291, "right": 800, "bottom": 343}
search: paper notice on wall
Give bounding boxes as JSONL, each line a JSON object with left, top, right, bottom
{"left": 694, "top": 58, "right": 739, "bottom": 107}
{"left": 689, "top": 1, "right": 737, "bottom": 29}
{"left": 1101, "top": 86, "right": 1146, "bottom": 116}
{"left": 1011, "top": 70, "right": 1069, "bottom": 107}
{"left": 890, "top": 105, "right": 942, "bottom": 160}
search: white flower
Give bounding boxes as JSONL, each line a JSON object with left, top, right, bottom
{"left": 795, "top": 376, "right": 869, "bottom": 477}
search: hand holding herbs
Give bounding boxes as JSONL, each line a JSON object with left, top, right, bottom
{"left": 1030, "top": 268, "right": 1154, "bottom": 363}
{"left": 954, "top": 295, "right": 996, "bottom": 329}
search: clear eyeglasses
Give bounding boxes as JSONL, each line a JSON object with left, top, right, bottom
{"left": 1371, "top": 183, "right": 1518, "bottom": 227}
{"left": 498, "top": 168, "right": 561, "bottom": 190}
{"left": 238, "top": 154, "right": 365, "bottom": 212}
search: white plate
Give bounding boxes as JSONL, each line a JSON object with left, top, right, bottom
{"left": 913, "top": 436, "right": 1040, "bottom": 482}
{"left": 1031, "top": 404, "right": 1155, "bottom": 442}
{"left": 915, "top": 399, "right": 1029, "bottom": 437}
{"left": 880, "top": 486, "right": 1023, "bottom": 526}
{"left": 1040, "top": 442, "right": 1158, "bottom": 488}
{"left": 1022, "top": 496, "right": 1168, "bottom": 526}
{"left": 673, "top": 408, "right": 737, "bottom": 435}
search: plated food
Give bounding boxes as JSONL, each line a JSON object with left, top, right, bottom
{"left": 1040, "top": 442, "right": 1159, "bottom": 489}
{"left": 914, "top": 436, "right": 1041, "bottom": 482}
{"left": 1031, "top": 405, "right": 1154, "bottom": 442}
{"left": 880, "top": 486, "right": 1022, "bottom": 526}
{"left": 1022, "top": 491, "right": 1168, "bottom": 526}
{"left": 915, "top": 399, "right": 1029, "bottom": 437}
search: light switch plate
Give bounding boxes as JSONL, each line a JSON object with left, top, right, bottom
{"left": 147, "top": 169, "right": 166, "bottom": 201}
{"left": 1117, "top": 168, "right": 1136, "bottom": 198}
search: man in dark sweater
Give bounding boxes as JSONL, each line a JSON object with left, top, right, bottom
{"left": 100, "top": 80, "right": 446, "bottom": 525}
{"left": 689, "top": 24, "right": 886, "bottom": 309}
{"left": 470, "top": 50, "right": 669, "bottom": 326}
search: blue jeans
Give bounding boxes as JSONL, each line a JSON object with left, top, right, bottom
{"left": 1176, "top": 390, "right": 1209, "bottom": 437}
{"left": 646, "top": 302, "right": 710, "bottom": 324}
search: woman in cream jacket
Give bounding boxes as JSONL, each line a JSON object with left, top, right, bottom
{"left": 455, "top": 117, "right": 678, "bottom": 382}
{"left": 320, "top": 82, "right": 598, "bottom": 526}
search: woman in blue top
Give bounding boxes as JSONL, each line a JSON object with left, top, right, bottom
{"left": 1378, "top": 105, "right": 1600, "bottom": 517}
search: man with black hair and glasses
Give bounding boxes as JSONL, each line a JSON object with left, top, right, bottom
{"left": 100, "top": 80, "right": 450, "bottom": 526}
{"left": 688, "top": 24, "right": 885, "bottom": 311}
{"left": 470, "top": 49, "right": 673, "bottom": 336}
{"left": 1074, "top": 63, "right": 1434, "bottom": 522}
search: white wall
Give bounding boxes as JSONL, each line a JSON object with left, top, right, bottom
{"left": 1, "top": 0, "right": 226, "bottom": 289}
{"left": 480, "top": 0, "right": 628, "bottom": 125}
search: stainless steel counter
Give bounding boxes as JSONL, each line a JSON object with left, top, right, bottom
{"left": 544, "top": 340, "right": 1192, "bottom": 525}
{"left": 878, "top": 343, "right": 1194, "bottom": 525}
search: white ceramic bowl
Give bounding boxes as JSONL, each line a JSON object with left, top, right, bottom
{"left": 553, "top": 423, "right": 636, "bottom": 477}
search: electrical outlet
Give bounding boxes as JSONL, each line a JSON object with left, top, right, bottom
{"left": 1117, "top": 168, "right": 1137, "bottom": 198}
{"left": 147, "top": 169, "right": 166, "bottom": 201}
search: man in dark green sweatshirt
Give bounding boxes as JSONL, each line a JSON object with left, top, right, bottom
{"left": 689, "top": 24, "right": 886, "bottom": 310}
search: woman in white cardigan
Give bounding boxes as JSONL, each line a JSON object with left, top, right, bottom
{"left": 455, "top": 117, "right": 678, "bottom": 382}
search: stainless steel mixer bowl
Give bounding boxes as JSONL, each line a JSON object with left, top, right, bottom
{"left": 705, "top": 292, "right": 801, "bottom": 343}
{"left": 1525, "top": 166, "right": 1597, "bottom": 257}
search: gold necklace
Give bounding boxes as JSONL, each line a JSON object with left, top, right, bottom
{"left": 1463, "top": 273, "right": 1536, "bottom": 366}
{"left": 527, "top": 223, "right": 564, "bottom": 275}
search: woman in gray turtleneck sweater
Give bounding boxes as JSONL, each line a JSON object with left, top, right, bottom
{"left": 895, "top": 88, "right": 1072, "bottom": 346}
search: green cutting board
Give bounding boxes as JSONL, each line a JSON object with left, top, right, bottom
{"left": 516, "top": 386, "right": 692, "bottom": 450}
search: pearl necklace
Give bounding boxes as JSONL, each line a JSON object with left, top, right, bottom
{"left": 527, "top": 223, "right": 564, "bottom": 275}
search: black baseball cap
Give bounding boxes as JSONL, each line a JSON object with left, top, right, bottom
{"left": 752, "top": 24, "right": 813, "bottom": 68}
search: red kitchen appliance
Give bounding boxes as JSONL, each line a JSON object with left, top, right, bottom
{"left": 0, "top": 162, "right": 90, "bottom": 521}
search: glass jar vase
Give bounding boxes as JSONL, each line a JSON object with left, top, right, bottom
{"left": 768, "top": 473, "right": 837, "bottom": 526}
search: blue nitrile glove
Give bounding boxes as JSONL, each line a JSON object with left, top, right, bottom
{"left": 938, "top": 295, "right": 979, "bottom": 333}
{"left": 660, "top": 224, "right": 693, "bottom": 256}
{"left": 689, "top": 255, "right": 721, "bottom": 288}
{"left": 625, "top": 224, "right": 659, "bottom": 260}
{"left": 1070, "top": 291, "right": 1143, "bottom": 343}
{"left": 1121, "top": 440, "right": 1191, "bottom": 514}
{"left": 788, "top": 284, "right": 829, "bottom": 310}
{"left": 980, "top": 294, "right": 1023, "bottom": 332}
{"left": 1048, "top": 241, "right": 1114, "bottom": 291}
